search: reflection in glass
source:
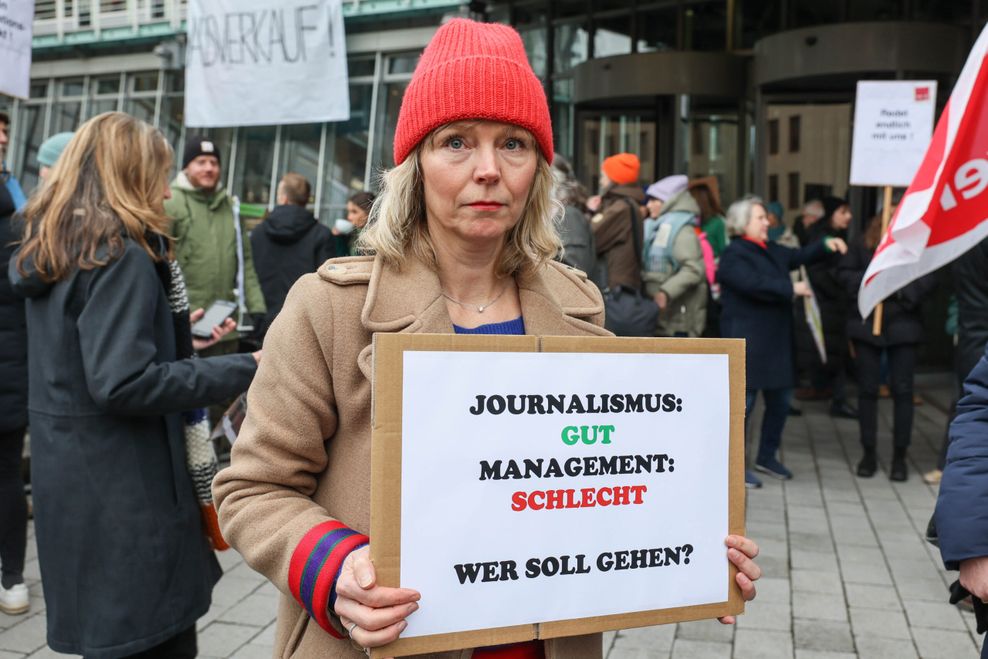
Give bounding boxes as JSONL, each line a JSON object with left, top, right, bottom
{"left": 371, "top": 80, "right": 408, "bottom": 173}
{"left": 279, "top": 123, "right": 322, "bottom": 207}
{"left": 686, "top": 115, "right": 739, "bottom": 206}
{"left": 321, "top": 84, "right": 372, "bottom": 221}
{"left": 637, "top": 7, "right": 679, "bottom": 52}
{"left": 594, "top": 13, "right": 633, "bottom": 58}
{"left": 554, "top": 22, "right": 589, "bottom": 74}
{"left": 124, "top": 96, "right": 155, "bottom": 124}
{"left": 14, "top": 104, "right": 45, "bottom": 192}
{"left": 232, "top": 126, "right": 277, "bottom": 205}
{"left": 51, "top": 102, "right": 82, "bottom": 134}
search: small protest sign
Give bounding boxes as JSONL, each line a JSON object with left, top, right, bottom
{"left": 850, "top": 80, "right": 937, "bottom": 187}
{"left": 0, "top": 0, "right": 34, "bottom": 100}
{"left": 184, "top": 0, "right": 349, "bottom": 127}
{"left": 371, "top": 334, "right": 746, "bottom": 657}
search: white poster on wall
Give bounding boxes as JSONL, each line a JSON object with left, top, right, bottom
{"left": 0, "top": 0, "right": 34, "bottom": 100}
{"left": 184, "top": 0, "right": 349, "bottom": 127}
{"left": 850, "top": 80, "right": 938, "bottom": 187}
{"left": 399, "top": 350, "right": 731, "bottom": 637}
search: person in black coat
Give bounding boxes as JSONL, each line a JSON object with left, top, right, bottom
{"left": 10, "top": 113, "right": 259, "bottom": 658}
{"left": 803, "top": 196, "right": 857, "bottom": 418}
{"left": 250, "top": 173, "right": 334, "bottom": 336}
{"left": 838, "top": 214, "right": 937, "bottom": 481}
{"left": 0, "top": 169, "right": 28, "bottom": 616}
{"left": 719, "top": 197, "right": 847, "bottom": 488}
{"left": 935, "top": 344, "right": 988, "bottom": 659}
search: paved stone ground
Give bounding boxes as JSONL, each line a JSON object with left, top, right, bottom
{"left": 0, "top": 374, "right": 982, "bottom": 658}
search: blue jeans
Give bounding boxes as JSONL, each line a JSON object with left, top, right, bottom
{"left": 745, "top": 387, "right": 793, "bottom": 463}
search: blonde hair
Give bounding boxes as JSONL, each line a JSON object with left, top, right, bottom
{"left": 357, "top": 133, "right": 561, "bottom": 278}
{"left": 17, "top": 112, "right": 173, "bottom": 282}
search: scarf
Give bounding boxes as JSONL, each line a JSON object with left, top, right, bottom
{"left": 152, "top": 243, "right": 229, "bottom": 550}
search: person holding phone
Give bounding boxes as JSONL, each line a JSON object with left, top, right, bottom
{"left": 214, "top": 19, "right": 762, "bottom": 659}
{"left": 10, "top": 112, "right": 259, "bottom": 658}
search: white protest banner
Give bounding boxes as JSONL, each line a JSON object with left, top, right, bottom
{"left": 371, "top": 334, "right": 745, "bottom": 657}
{"left": 184, "top": 0, "right": 349, "bottom": 127}
{"left": 850, "top": 80, "right": 937, "bottom": 187}
{"left": 0, "top": 0, "right": 34, "bottom": 100}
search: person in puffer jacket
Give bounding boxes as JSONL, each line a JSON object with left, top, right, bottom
{"left": 641, "top": 175, "right": 708, "bottom": 337}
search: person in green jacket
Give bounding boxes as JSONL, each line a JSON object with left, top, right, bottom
{"left": 689, "top": 176, "right": 728, "bottom": 258}
{"left": 164, "top": 136, "right": 266, "bottom": 359}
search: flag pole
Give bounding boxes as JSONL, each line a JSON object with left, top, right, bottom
{"left": 871, "top": 185, "right": 894, "bottom": 336}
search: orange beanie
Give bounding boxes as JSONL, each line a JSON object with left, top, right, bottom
{"left": 393, "top": 19, "right": 554, "bottom": 165}
{"left": 602, "top": 153, "right": 641, "bottom": 185}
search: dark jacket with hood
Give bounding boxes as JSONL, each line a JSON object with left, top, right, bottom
{"left": 250, "top": 203, "right": 335, "bottom": 333}
{"left": 592, "top": 184, "right": 645, "bottom": 292}
{"left": 0, "top": 181, "right": 27, "bottom": 432}
{"left": 837, "top": 236, "right": 937, "bottom": 347}
{"left": 10, "top": 237, "right": 257, "bottom": 658}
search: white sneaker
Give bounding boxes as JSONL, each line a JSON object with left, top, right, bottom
{"left": 0, "top": 583, "right": 29, "bottom": 615}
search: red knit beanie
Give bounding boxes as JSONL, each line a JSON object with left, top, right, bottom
{"left": 393, "top": 19, "right": 553, "bottom": 165}
{"left": 602, "top": 153, "right": 641, "bottom": 186}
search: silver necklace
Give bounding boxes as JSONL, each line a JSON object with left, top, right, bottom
{"left": 441, "top": 282, "right": 508, "bottom": 313}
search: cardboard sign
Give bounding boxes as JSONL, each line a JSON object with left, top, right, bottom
{"left": 371, "top": 334, "right": 746, "bottom": 657}
{"left": 184, "top": 0, "right": 349, "bottom": 127}
{"left": 0, "top": 0, "right": 33, "bottom": 100}
{"left": 850, "top": 80, "right": 938, "bottom": 187}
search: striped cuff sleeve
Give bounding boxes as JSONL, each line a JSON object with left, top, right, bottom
{"left": 288, "top": 520, "right": 370, "bottom": 637}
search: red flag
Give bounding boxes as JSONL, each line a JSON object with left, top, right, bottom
{"left": 859, "top": 26, "right": 988, "bottom": 318}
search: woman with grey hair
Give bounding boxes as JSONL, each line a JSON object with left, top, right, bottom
{"left": 718, "top": 196, "right": 847, "bottom": 488}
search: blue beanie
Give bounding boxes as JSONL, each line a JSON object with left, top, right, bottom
{"left": 37, "top": 132, "right": 74, "bottom": 168}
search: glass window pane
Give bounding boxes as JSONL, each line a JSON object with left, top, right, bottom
{"left": 847, "top": 0, "right": 903, "bottom": 20}
{"left": 790, "top": 0, "right": 841, "bottom": 27}
{"left": 61, "top": 78, "right": 86, "bottom": 98}
{"left": 349, "top": 57, "right": 377, "bottom": 78}
{"left": 232, "top": 126, "right": 277, "bottom": 205}
{"left": 130, "top": 71, "right": 159, "bottom": 93}
{"left": 30, "top": 82, "right": 49, "bottom": 99}
{"left": 552, "top": 78, "right": 574, "bottom": 160}
{"left": 686, "top": 114, "right": 739, "bottom": 208}
{"left": 554, "top": 22, "right": 589, "bottom": 74}
{"left": 321, "top": 84, "right": 372, "bottom": 221}
{"left": 683, "top": 3, "right": 727, "bottom": 51}
{"left": 278, "top": 124, "right": 322, "bottom": 206}
{"left": 371, "top": 80, "right": 408, "bottom": 173}
{"left": 95, "top": 76, "right": 120, "bottom": 95}
{"left": 52, "top": 101, "right": 82, "bottom": 134}
{"left": 594, "top": 13, "right": 633, "bottom": 58}
{"left": 387, "top": 54, "right": 418, "bottom": 76}
{"left": 14, "top": 105, "right": 46, "bottom": 192}
{"left": 637, "top": 8, "right": 679, "bottom": 52}
{"left": 517, "top": 23, "right": 548, "bottom": 79}
{"left": 88, "top": 98, "right": 119, "bottom": 118}
{"left": 124, "top": 96, "right": 155, "bottom": 124}
{"left": 159, "top": 94, "right": 184, "bottom": 151}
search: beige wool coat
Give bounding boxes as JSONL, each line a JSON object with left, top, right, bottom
{"left": 213, "top": 253, "right": 611, "bottom": 659}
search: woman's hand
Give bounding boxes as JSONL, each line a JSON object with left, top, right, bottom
{"left": 826, "top": 237, "right": 848, "bottom": 254}
{"left": 653, "top": 291, "right": 669, "bottom": 310}
{"left": 334, "top": 546, "right": 421, "bottom": 653}
{"left": 190, "top": 308, "right": 237, "bottom": 351}
{"left": 717, "top": 534, "right": 761, "bottom": 624}
{"left": 792, "top": 281, "right": 812, "bottom": 298}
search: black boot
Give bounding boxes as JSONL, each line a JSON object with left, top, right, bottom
{"left": 890, "top": 448, "right": 908, "bottom": 482}
{"left": 857, "top": 449, "right": 877, "bottom": 478}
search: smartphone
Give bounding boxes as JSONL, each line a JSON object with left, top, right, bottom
{"left": 192, "top": 300, "right": 239, "bottom": 339}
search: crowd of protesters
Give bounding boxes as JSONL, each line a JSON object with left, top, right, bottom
{"left": 1, "top": 15, "right": 987, "bottom": 659}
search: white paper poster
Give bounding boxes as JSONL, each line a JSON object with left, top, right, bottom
{"left": 184, "top": 0, "right": 349, "bottom": 127}
{"left": 0, "top": 0, "right": 34, "bottom": 100}
{"left": 850, "top": 80, "right": 938, "bottom": 187}
{"left": 399, "top": 351, "right": 731, "bottom": 638}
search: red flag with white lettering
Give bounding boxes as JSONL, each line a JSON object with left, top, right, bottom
{"left": 859, "top": 26, "right": 988, "bottom": 318}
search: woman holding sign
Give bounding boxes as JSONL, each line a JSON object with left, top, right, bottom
{"left": 718, "top": 197, "right": 847, "bottom": 488}
{"left": 214, "top": 19, "right": 762, "bottom": 659}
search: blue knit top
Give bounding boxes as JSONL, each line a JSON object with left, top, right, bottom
{"left": 453, "top": 316, "right": 525, "bottom": 335}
